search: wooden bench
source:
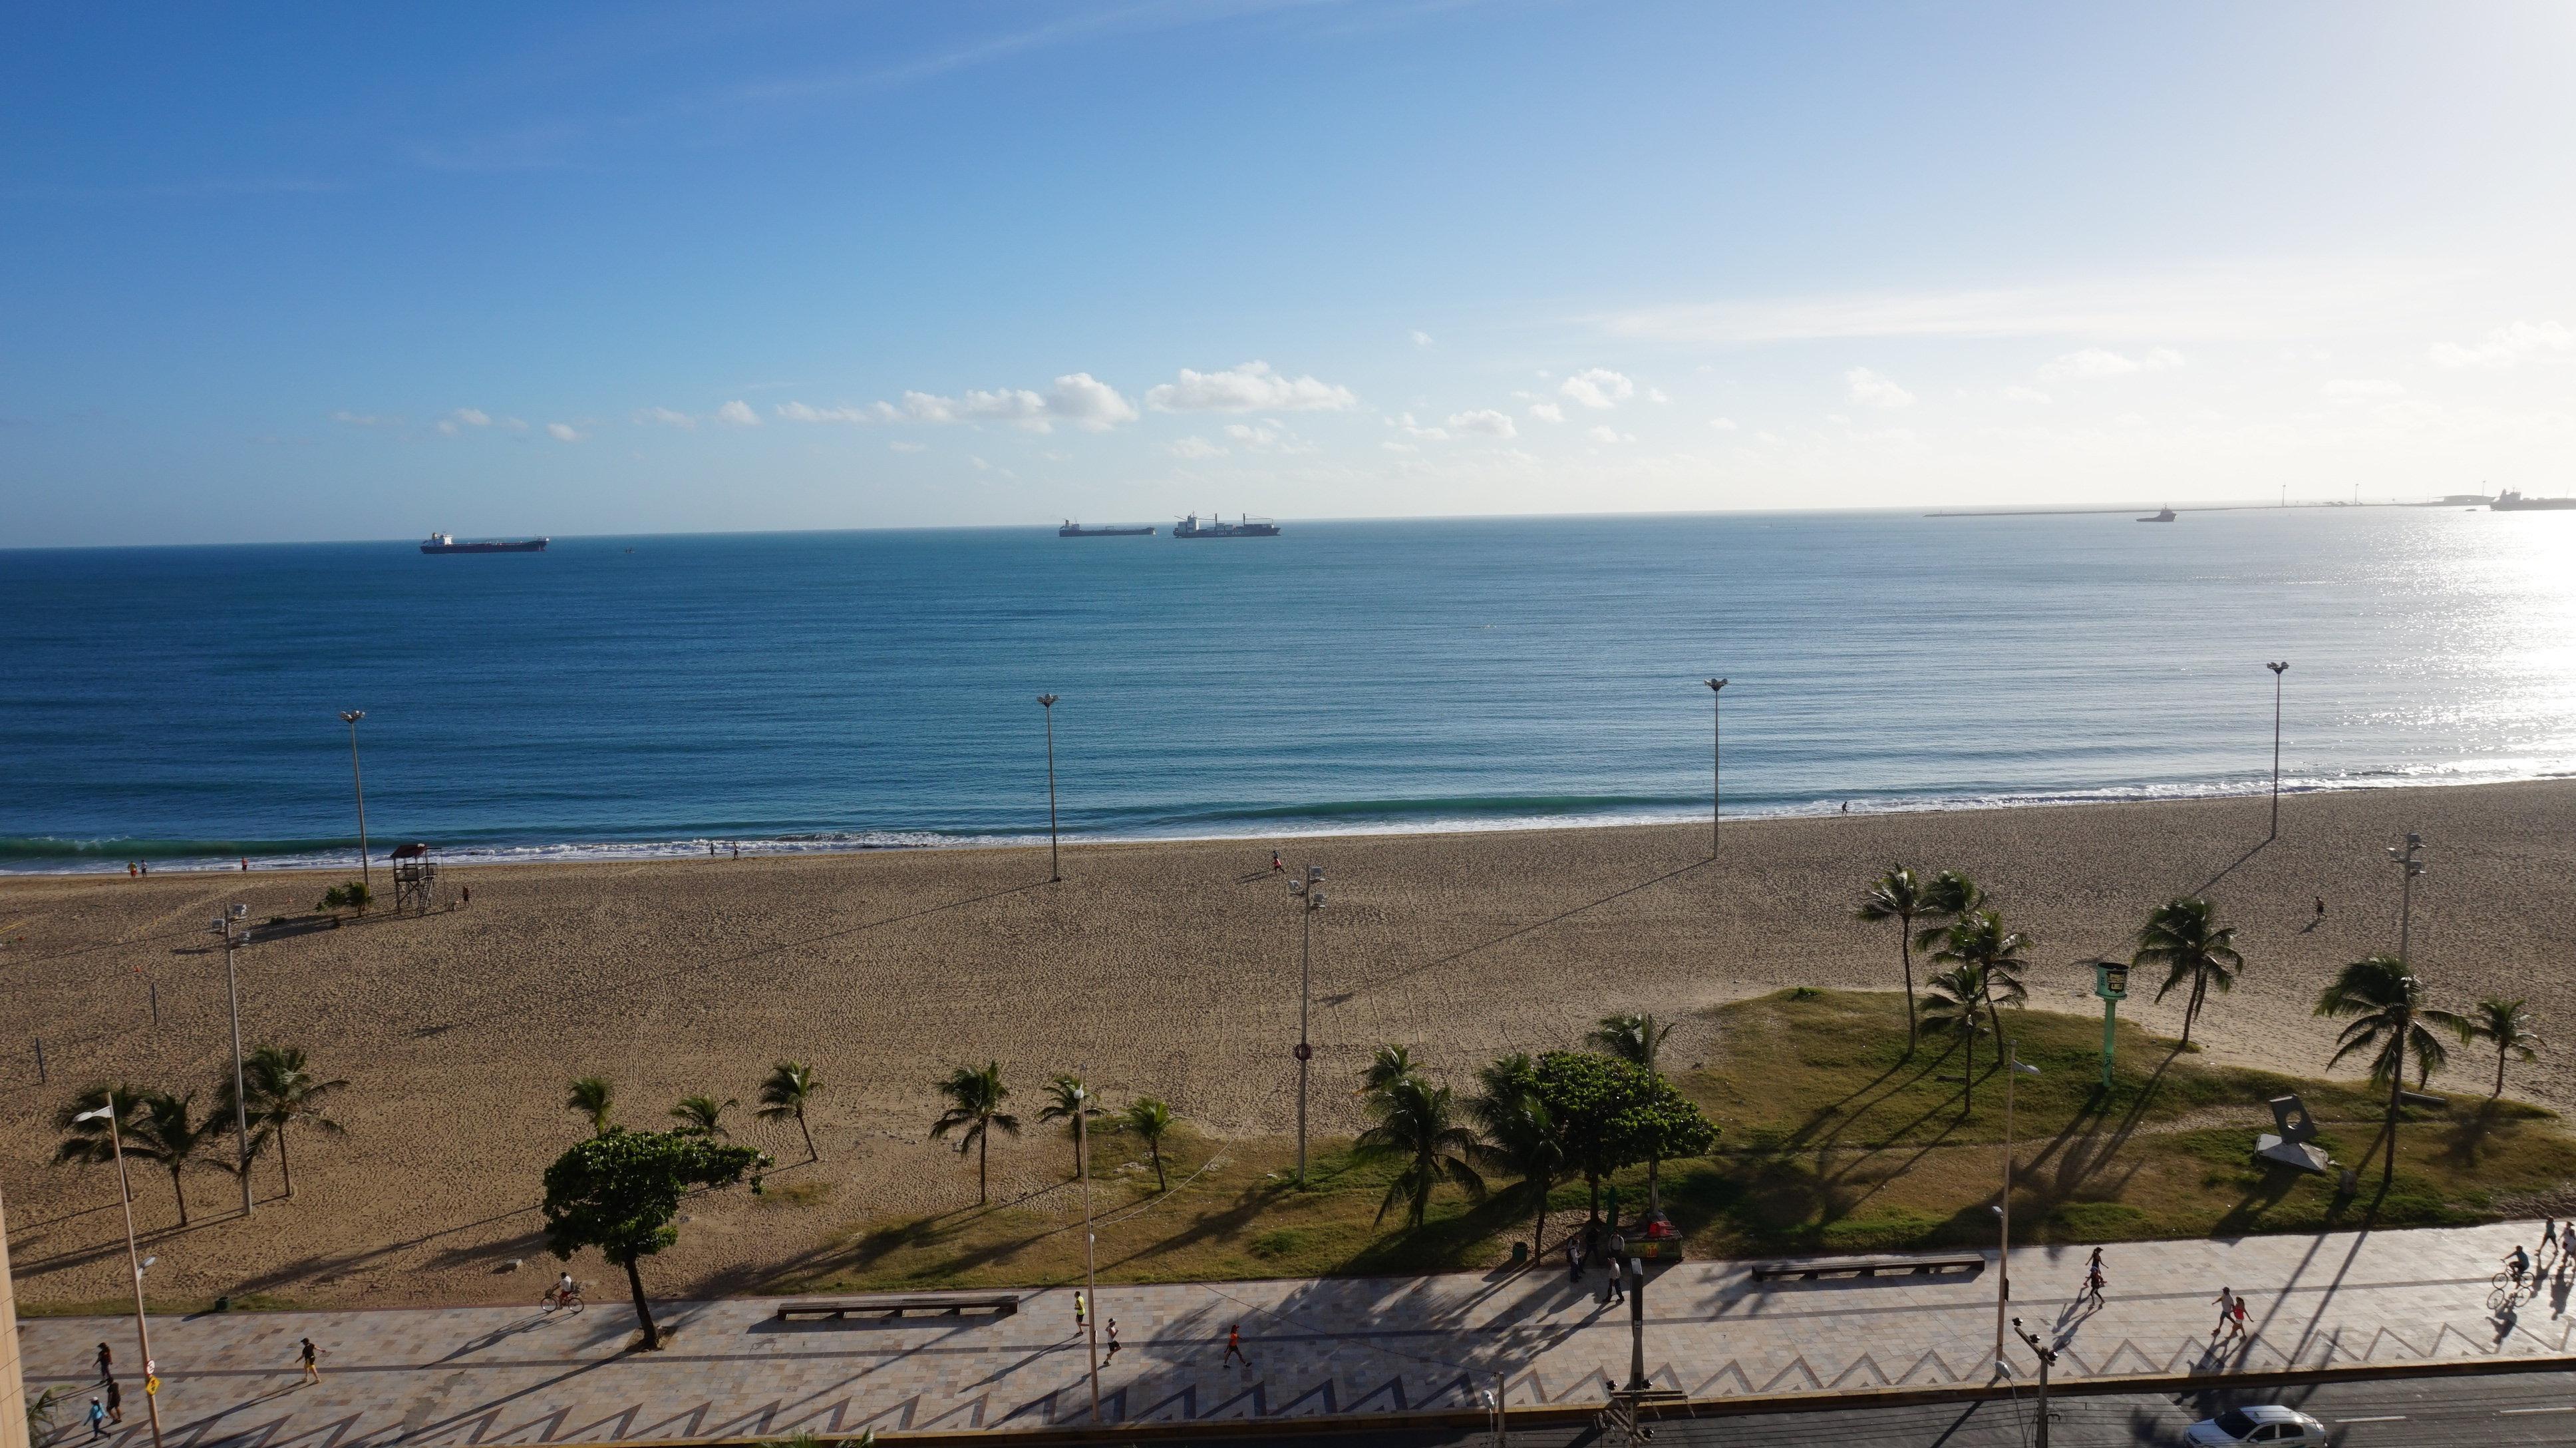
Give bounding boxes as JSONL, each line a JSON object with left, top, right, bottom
{"left": 1751, "top": 1252, "right": 1985, "bottom": 1282}
{"left": 774, "top": 1292, "right": 1021, "bottom": 1321}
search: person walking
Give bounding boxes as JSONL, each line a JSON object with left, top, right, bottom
{"left": 104, "top": 1376, "right": 123, "bottom": 1425}
{"left": 299, "top": 1336, "right": 322, "bottom": 1383}
{"left": 1604, "top": 1231, "right": 1628, "bottom": 1304}
{"left": 2559, "top": 1221, "right": 2573, "bottom": 1265}
{"left": 1073, "top": 1290, "right": 1088, "bottom": 1330}
{"left": 1104, "top": 1318, "right": 1121, "bottom": 1362}
{"left": 95, "top": 1342, "right": 112, "bottom": 1381}
{"left": 2211, "top": 1287, "right": 2235, "bottom": 1341}
{"left": 1271, "top": 851, "right": 1284, "bottom": 873}
{"left": 2082, "top": 1247, "right": 2108, "bottom": 1305}
{"left": 88, "top": 1397, "right": 108, "bottom": 1441}
{"left": 1221, "top": 1324, "right": 1250, "bottom": 1367}
{"left": 1565, "top": 1238, "right": 1582, "bottom": 1284}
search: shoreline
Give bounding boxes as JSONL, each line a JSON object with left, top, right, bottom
{"left": 7, "top": 763, "right": 2565, "bottom": 876}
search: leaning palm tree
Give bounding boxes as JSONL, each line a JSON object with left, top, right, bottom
{"left": 1931, "top": 909, "right": 2033, "bottom": 1045}
{"left": 930, "top": 1062, "right": 1021, "bottom": 1205}
{"left": 1358, "top": 1043, "right": 1418, "bottom": 1095}
{"left": 1911, "top": 869, "right": 1985, "bottom": 950}
{"left": 120, "top": 1091, "right": 218, "bottom": 1226}
{"left": 1921, "top": 964, "right": 1989, "bottom": 1111}
{"left": 53, "top": 1083, "right": 153, "bottom": 1200}
{"left": 1470, "top": 1055, "right": 1563, "bottom": 1254}
{"left": 2134, "top": 896, "right": 2243, "bottom": 1048}
{"left": 218, "top": 1045, "right": 347, "bottom": 1198}
{"left": 565, "top": 1076, "right": 616, "bottom": 1136}
{"left": 1357, "top": 1073, "right": 1486, "bottom": 1228}
{"left": 2460, "top": 997, "right": 2541, "bottom": 1101}
{"left": 1116, "top": 1097, "right": 1176, "bottom": 1192}
{"left": 1589, "top": 1012, "right": 1681, "bottom": 1212}
{"left": 1036, "top": 1073, "right": 1100, "bottom": 1178}
{"left": 1856, "top": 866, "right": 1931, "bottom": 1051}
{"left": 2316, "top": 954, "right": 2468, "bottom": 1192}
{"left": 669, "top": 1094, "right": 736, "bottom": 1137}
{"left": 756, "top": 1061, "right": 820, "bottom": 1162}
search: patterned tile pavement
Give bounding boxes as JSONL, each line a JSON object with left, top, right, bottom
{"left": 21, "top": 1221, "right": 2576, "bottom": 1444}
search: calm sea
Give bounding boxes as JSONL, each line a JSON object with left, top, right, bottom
{"left": 5, "top": 509, "right": 2573, "bottom": 872}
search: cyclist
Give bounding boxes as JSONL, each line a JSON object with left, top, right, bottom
{"left": 548, "top": 1272, "right": 579, "bottom": 1310}
{"left": 2506, "top": 1244, "right": 2531, "bottom": 1288}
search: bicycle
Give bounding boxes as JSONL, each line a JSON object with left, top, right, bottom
{"left": 2489, "top": 1270, "right": 2528, "bottom": 1313}
{"left": 543, "top": 1282, "right": 585, "bottom": 1314}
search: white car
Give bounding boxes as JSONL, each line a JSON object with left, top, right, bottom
{"left": 2185, "top": 1404, "right": 2330, "bottom": 1444}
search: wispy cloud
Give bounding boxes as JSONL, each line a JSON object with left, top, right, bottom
{"left": 1559, "top": 369, "right": 1635, "bottom": 409}
{"left": 1448, "top": 408, "right": 1516, "bottom": 438}
{"left": 716, "top": 400, "right": 762, "bottom": 426}
{"left": 634, "top": 407, "right": 697, "bottom": 428}
{"left": 2038, "top": 347, "right": 2183, "bottom": 381}
{"left": 2428, "top": 319, "right": 2571, "bottom": 370}
{"left": 1147, "top": 361, "right": 1355, "bottom": 413}
{"left": 1844, "top": 367, "right": 1914, "bottom": 408}
{"left": 546, "top": 422, "right": 584, "bottom": 442}
{"left": 329, "top": 411, "right": 403, "bottom": 429}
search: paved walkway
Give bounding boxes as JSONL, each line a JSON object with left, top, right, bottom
{"left": 22, "top": 1221, "right": 2576, "bottom": 1444}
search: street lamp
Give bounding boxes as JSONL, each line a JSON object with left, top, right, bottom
{"left": 338, "top": 710, "right": 371, "bottom": 888}
{"left": 1290, "top": 866, "right": 1325, "bottom": 1186}
{"left": 1994, "top": 1041, "right": 2040, "bottom": 1367}
{"left": 2009, "top": 1316, "right": 2059, "bottom": 1448}
{"left": 71, "top": 1098, "right": 166, "bottom": 1448}
{"left": 2089, "top": 960, "right": 2130, "bottom": 1091}
{"left": 2387, "top": 831, "right": 2426, "bottom": 964}
{"left": 1037, "top": 695, "right": 1061, "bottom": 883}
{"left": 1072, "top": 1077, "right": 1101, "bottom": 1422}
{"left": 211, "top": 904, "right": 253, "bottom": 1216}
{"left": 1702, "top": 678, "right": 1728, "bottom": 857}
{"left": 2265, "top": 662, "right": 2289, "bottom": 839}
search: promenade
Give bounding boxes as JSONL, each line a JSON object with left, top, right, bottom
{"left": 22, "top": 1221, "right": 2572, "bottom": 1444}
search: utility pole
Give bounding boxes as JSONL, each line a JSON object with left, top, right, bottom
{"left": 216, "top": 906, "right": 253, "bottom": 1216}
{"left": 1702, "top": 678, "right": 1727, "bottom": 856}
{"left": 1995, "top": 1041, "right": 2040, "bottom": 1367}
{"left": 73, "top": 1099, "right": 164, "bottom": 1448}
{"left": 2388, "top": 831, "right": 2425, "bottom": 964}
{"left": 1074, "top": 1074, "right": 1101, "bottom": 1422}
{"left": 1037, "top": 695, "right": 1062, "bottom": 882}
{"left": 1290, "top": 866, "right": 1325, "bottom": 1186}
{"left": 2011, "top": 1316, "right": 2058, "bottom": 1448}
{"left": 2265, "top": 662, "right": 2289, "bottom": 839}
{"left": 339, "top": 710, "right": 371, "bottom": 889}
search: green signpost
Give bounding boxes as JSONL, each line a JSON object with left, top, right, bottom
{"left": 2092, "top": 960, "right": 2131, "bottom": 1089}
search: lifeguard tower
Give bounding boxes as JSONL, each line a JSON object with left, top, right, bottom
{"left": 389, "top": 842, "right": 438, "bottom": 913}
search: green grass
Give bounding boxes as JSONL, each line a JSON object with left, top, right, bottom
{"left": 772, "top": 990, "right": 2576, "bottom": 1293}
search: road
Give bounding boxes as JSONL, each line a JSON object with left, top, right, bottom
{"left": 1280, "top": 1369, "right": 2576, "bottom": 1446}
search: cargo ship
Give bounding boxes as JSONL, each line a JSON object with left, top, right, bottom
{"left": 2493, "top": 490, "right": 2576, "bottom": 512}
{"left": 1058, "top": 521, "right": 1155, "bottom": 537}
{"left": 1171, "top": 512, "right": 1280, "bottom": 538}
{"left": 421, "top": 532, "right": 549, "bottom": 554}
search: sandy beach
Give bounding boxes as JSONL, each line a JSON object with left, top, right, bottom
{"left": 3, "top": 779, "right": 2570, "bottom": 1310}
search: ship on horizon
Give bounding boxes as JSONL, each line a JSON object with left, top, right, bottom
{"left": 2493, "top": 489, "right": 2576, "bottom": 512}
{"left": 1171, "top": 512, "right": 1280, "bottom": 538}
{"left": 421, "top": 532, "right": 549, "bottom": 554}
{"left": 1058, "top": 520, "right": 1155, "bottom": 536}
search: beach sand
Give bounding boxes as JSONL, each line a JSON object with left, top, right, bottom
{"left": 3, "top": 780, "right": 2569, "bottom": 1310}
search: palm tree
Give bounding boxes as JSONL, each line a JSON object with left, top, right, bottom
{"left": 1036, "top": 1073, "right": 1100, "bottom": 1179}
{"left": 53, "top": 1083, "right": 152, "bottom": 1201}
{"left": 1911, "top": 870, "right": 1985, "bottom": 950}
{"left": 1359, "top": 1043, "right": 1417, "bottom": 1095}
{"left": 1470, "top": 1055, "right": 1563, "bottom": 1255}
{"left": 2460, "top": 997, "right": 2541, "bottom": 1101}
{"left": 1856, "top": 866, "right": 1931, "bottom": 1051}
{"left": 120, "top": 1091, "right": 218, "bottom": 1226}
{"left": 669, "top": 1095, "right": 736, "bottom": 1137}
{"left": 2316, "top": 954, "right": 2468, "bottom": 1192}
{"left": 930, "top": 1062, "right": 1020, "bottom": 1205}
{"left": 1921, "top": 965, "right": 1988, "bottom": 1110}
{"left": 1117, "top": 1097, "right": 1176, "bottom": 1192}
{"left": 566, "top": 1076, "right": 616, "bottom": 1135}
{"left": 2133, "top": 896, "right": 2243, "bottom": 1048}
{"left": 1357, "top": 1073, "right": 1486, "bottom": 1228}
{"left": 218, "top": 1045, "right": 347, "bottom": 1198}
{"left": 756, "top": 1061, "right": 820, "bottom": 1161}
{"left": 1931, "top": 909, "right": 2032, "bottom": 1045}
{"left": 1589, "top": 1012, "right": 1681, "bottom": 1212}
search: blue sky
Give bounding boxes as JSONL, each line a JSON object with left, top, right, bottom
{"left": 5, "top": 1, "right": 2573, "bottom": 545}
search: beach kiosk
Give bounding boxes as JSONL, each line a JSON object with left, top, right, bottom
{"left": 389, "top": 841, "right": 437, "bottom": 913}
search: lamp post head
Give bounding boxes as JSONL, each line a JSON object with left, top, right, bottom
{"left": 74, "top": 1104, "right": 113, "bottom": 1123}
{"left": 1704, "top": 677, "right": 1727, "bottom": 693}
{"left": 2267, "top": 661, "right": 2289, "bottom": 675}
{"left": 1037, "top": 694, "right": 1058, "bottom": 708}
{"left": 339, "top": 709, "right": 365, "bottom": 725}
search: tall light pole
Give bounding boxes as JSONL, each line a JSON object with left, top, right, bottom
{"left": 214, "top": 905, "right": 253, "bottom": 1216}
{"left": 339, "top": 709, "right": 371, "bottom": 888}
{"left": 2265, "top": 662, "right": 2289, "bottom": 839}
{"left": 1994, "top": 1041, "right": 2040, "bottom": 1369}
{"left": 1702, "top": 678, "right": 1728, "bottom": 856}
{"left": 2010, "top": 1316, "right": 2058, "bottom": 1448}
{"left": 72, "top": 1098, "right": 165, "bottom": 1448}
{"left": 2, "top": 1180, "right": 26, "bottom": 1448}
{"left": 1037, "top": 695, "right": 1061, "bottom": 883}
{"left": 2388, "top": 832, "right": 2426, "bottom": 964}
{"left": 1290, "top": 866, "right": 1325, "bottom": 1186}
{"left": 1073, "top": 1075, "right": 1102, "bottom": 1423}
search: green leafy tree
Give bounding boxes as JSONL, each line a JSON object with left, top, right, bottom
{"left": 1525, "top": 1051, "right": 1718, "bottom": 1221}
{"left": 1471, "top": 1054, "right": 1565, "bottom": 1255}
{"left": 567, "top": 1076, "right": 617, "bottom": 1136}
{"left": 756, "top": 1061, "right": 820, "bottom": 1162}
{"left": 1922, "top": 965, "right": 1989, "bottom": 1110}
{"left": 1855, "top": 866, "right": 1931, "bottom": 1051}
{"left": 1931, "top": 909, "right": 2033, "bottom": 1045}
{"left": 540, "top": 1129, "right": 764, "bottom": 1350}
{"left": 317, "top": 880, "right": 373, "bottom": 914}
{"left": 1358, "top": 1043, "right": 1417, "bottom": 1095}
{"left": 1357, "top": 1071, "right": 1486, "bottom": 1227}
{"left": 62, "top": 1089, "right": 219, "bottom": 1226}
{"left": 2134, "top": 896, "right": 2243, "bottom": 1047}
{"left": 216, "top": 1045, "right": 348, "bottom": 1198}
{"left": 1037, "top": 1073, "right": 1101, "bottom": 1178}
{"left": 669, "top": 1095, "right": 736, "bottom": 1137}
{"left": 2460, "top": 997, "right": 2542, "bottom": 1100}
{"left": 2316, "top": 954, "right": 2468, "bottom": 1192}
{"left": 1117, "top": 1097, "right": 1176, "bottom": 1191}
{"left": 930, "top": 1061, "right": 1021, "bottom": 1204}
{"left": 1589, "top": 1013, "right": 1681, "bottom": 1212}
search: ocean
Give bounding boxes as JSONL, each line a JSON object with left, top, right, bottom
{"left": 5, "top": 508, "right": 2572, "bottom": 872}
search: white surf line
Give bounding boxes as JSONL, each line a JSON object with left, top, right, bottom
{"left": 2497, "top": 1406, "right": 2576, "bottom": 1414}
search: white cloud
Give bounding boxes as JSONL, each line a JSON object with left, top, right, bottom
{"left": 545, "top": 422, "right": 583, "bottom": 442}
{"left": 888, "top": 440, "right": 927, "bottom": 453}
{"left": 892, "top": 373, "right": 1138, "bottom": 432}
{"left": 329, "top": 411, "right": 401, "bottom": 429}
{"left": 1844, "top": 367, "right": 1915, "bottom": 408}
{"left": 2001, "top": 386, "right": 2054, "bottom": 405}
{"left": 2428, "top": 319, "right": 2571, "bottom": 369}
{"left": 2038, "top": 347, "right": 2184, "bottom": 380}
{"left": 1167, "top": 435, "right": 1226, "bottom": 459}
{"left": 634, "top": 407, "right": 696, "bottom": 428}
{"left": 1392, "top": 412, "right": 1448, "bottom": 441}
{"left": 1448, "top": 409, "right": 1517, "bottom": 438}
{"left": 900, "top": 391, "right": 956, "bottom": 423}
{"left": 716, "top": 400, "right": 762, "bottom": 427}
{"left": 1379, "top": 440, "right": 1419, "bottom": 453}
{"left": 777, "top": 400, "right": 899, "bottom": 424}
{"left": 451, "top": 407, "right": 493, "bottom": 427}
{"left": 1646, "top": 387, "right": 1669, "bottom": 404}
{"left": 1585, "top": 425, "right": 1633, "bottom": 445}
{"left": 1147, "top": 361, "right": 1357, "bottom": 413}
{"left": 1560, "top": 368, "right": 1635, "bottom": 409}
{"left": 2321, "top": 378, "right": 2405, "bottom": 400}
{"left": 1224, "top": 421, "right": 1303, "bottom": 451}
{"left": 1528, "top": 401, "right": 1565, "bottom": 424}
{"left": 1410, "top": 329, "right": 1435, "bottom": 349}
{"left": 1707, "top": 416, "right": 1738, "bottom": 430}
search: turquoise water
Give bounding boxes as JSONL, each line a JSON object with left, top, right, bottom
{"left": 5, "top": 508, "right": 2573, "bottom": 870}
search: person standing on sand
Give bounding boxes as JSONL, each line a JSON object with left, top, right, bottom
{"left": 1272, "top": 851, "right": 1284, "bottom": 873}
{"left": 1221, "top": 1324, "right": 1249, "bottom": 1367}
{"left": 461, "top": 885, "right": 471, "bottom": 906}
